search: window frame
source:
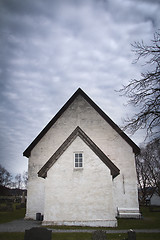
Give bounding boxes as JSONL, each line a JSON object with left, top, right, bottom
{"left": 74, "top": 152, "right": 84, "bottom": 169}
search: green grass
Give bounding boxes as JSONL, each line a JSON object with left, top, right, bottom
{"left": 51, "top": 232, "right": 128, "bottom": 240}
{"left": 117, "top": 206, "right": 160, "bottom": 229}
{"left": 0, "top": 232, "right": 25, "bottom": 240}
{"left": 52, "top": 232, "right": 93, "bottom": 240}
{"left": 0, "top": 204, "right": 26, "bottom": 224}
{"left": 136, "top": 233, "right": 160, "bottom": 240}
{"left": 0, "top": 233, "right": 160, "bottom": 240}
{"left": 52, "top": 233, "right": 160, "bottom": 240}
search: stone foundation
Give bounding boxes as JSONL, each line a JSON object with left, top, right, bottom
{"left": 117, "top": 208, "right": 141, "bottom": 218}
{"left": 42, "top": 219, "right": 117, "bottom": 227}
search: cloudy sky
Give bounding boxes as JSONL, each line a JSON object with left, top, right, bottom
{"left": 0, "top": 0, "right": 160, "bottom": 176}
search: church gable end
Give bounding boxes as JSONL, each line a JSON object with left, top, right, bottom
{"left": 24, "top": 88, "right": 140, "bottom": 226}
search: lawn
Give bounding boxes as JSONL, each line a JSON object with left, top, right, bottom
{"left": 0, "top": 232, "right": 160, "bottom": 240}
{"left": 117, "top": 206, "right": 160, "bottom": 229}
{"left": 0, "top": 204, "right": 26, "bottom": 224}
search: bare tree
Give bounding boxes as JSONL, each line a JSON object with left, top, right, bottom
{"left": 0, "top": 164, "right": 28, "bottom": 191}
{"left": 13, "top": 171, "right": 28, "bottom": 189}
{"left": 15, "top": 173, "right": 22, "bottom": 189}
{"left": 0, "top": 164, "right": 12, "bottom": 187}
{"left": 136, "top": 138, "right": 160, "bottom": 204}
{"left": 22, "top": 171, "right": 28, "bottom": 189}
{"left": 136, "top": 155, "right": 151, "bottom": 204}
{"left": 146, "top": 138, "right": 160, "bottom": 195}
{"left": 119, "top": 31, "right": 160, "bottom": 139}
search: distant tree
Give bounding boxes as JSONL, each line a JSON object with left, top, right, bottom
{"left": 0, "top": 164, "right": 28, "bottom": 192}
{"left": 136, "top": 138, "right": 160, "bottom": 204}
{"left": 119, "top": 31, "right": 160, "bottom": 139}
{"left": 15, "top": 173, "right": 22, "bottom": 189}
{"left": 0, "top": 164, "right": 12, "bottom": 187}
{"left": 146, "top": 138, "right": 160, "bottom": 196}
{"left": 22, "top": 171, "right": 28, "bottom": 189}
{"left": 13, "top": 171, "right": 28, "bottom": 189}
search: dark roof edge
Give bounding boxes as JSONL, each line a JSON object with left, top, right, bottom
{"left": 23, "top": 88, "right": 140, "bottom": 157}
{"left": 81, "top": 90, "right": 140, "bottom": 154}
{"left": 38, "top": 126, "right": 120, "bottom": 179}
{"left": 23, "top": 88, "right": 82, "bottom": 157}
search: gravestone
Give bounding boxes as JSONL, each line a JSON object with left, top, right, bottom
{"left": 24, "top": 227, "right": 52, "bottom": 240}
{"left": 92, "top": 230, "right": 107, "bottom": 240}
{"left": 128, "top": 229, "right": 136, "bottom": 240}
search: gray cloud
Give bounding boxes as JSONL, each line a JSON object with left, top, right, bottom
{"left": 0, "top": 0, "right": 159, "bottom": 175}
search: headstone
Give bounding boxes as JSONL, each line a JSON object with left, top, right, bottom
{"left": 128, "top": 229, "right": 136, "bottom": 240}
{"left": 24, "top": 227, "right": 52, "bottom": 240}
{"left": 92, "top": 230, "right": 107, "bottom": 240}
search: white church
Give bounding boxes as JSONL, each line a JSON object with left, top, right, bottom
{"left": 23, "top": 88, "right": 140, "bottom": 227}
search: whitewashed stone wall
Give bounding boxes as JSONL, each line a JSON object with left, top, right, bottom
{"left": 43, "top": 136, "right": 117, "bottom": 227}
{"left": 25, "top": 94, "right": 139, "bottom": 224}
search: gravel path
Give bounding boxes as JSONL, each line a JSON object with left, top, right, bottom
{"left": 0, "top": 219, "right": 41, "bottom": 232}
{"left": 0, "top": 219, "right": 160, "bottom": 233}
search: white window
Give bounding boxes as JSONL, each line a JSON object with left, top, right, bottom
{"left": 74, "top": 152, "right": 83, "bottom": 168}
